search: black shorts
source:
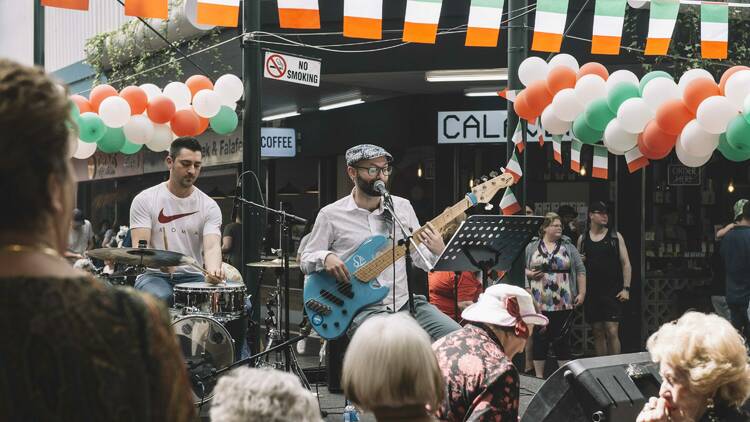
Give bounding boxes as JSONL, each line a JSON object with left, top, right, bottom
{"left": 584, "top": 294, "right": 623, "bottom": 323}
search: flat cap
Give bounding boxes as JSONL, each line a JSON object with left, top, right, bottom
{"left": 345, "top": 144, "right": 393, "bottom": 166}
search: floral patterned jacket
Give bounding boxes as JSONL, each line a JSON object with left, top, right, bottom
{"left": 432, "top": 323, "right": 520, "bottom": 422}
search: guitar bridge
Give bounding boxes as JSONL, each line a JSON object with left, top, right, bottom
{"left": 305, "top": 299, "right": 332, "bottom": 316}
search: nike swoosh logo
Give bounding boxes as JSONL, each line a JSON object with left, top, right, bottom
{"left": 158, "top": 209, "right": 198, "bottom": 224}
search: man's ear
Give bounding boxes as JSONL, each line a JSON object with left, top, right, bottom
{"left": 346, "top": 166, "right": 356, "bottom": 180}
{"left": 165, "top": 155, "right": 173, "bottom": 170}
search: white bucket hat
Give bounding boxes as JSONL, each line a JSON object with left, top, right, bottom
{"left": 462, "top": 284, "right": 548, "bottom": 336}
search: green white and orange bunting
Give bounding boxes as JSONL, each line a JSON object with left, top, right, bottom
{"left": 499, "top": 88, "right": 518, "bottom": 102}
{"left": 592, "top": 145, "right": 609, "bottom": 179}
{"left": 511, "top": 121, "right": 525, "bottom": 153}
{"left": 505, "top": 151, "right": 523, "bottom": 183}
{"left": 701, "top": 2, "right": 728, "bottom": 59}
{"left": 537, "top": 118, "right": 545, "bottom": 146}
{"left": 591, "top": 0, "right": 627, "bottom": 55}
{"left": 552, "top": 135, "right": 563, "bottom": 164}
{"left": 571, "top": 139, "right": 582, "bottom": 172}
{"left": 41, "top": 0, "right": 88, "bottom": 10}
{"left": 403, "top": 0, "right": 443, "bottom": 44}
{"left": 500, "top": 187, "right": 522, "bottom": 215}
{"left": 278, "top": 0, "right": 321, "bottom": 29}
{"left": 625, "top": 147, "right": 649, "bottom": 173}
{"left": 344, "top": 0, "right": 383, "bottom": 39}
{"left": 531, "top": 0, "right": 569, "bottom": 52}
{"left": 465, "top": 0, "right": 504, "bottom": 47}
{"left": 644, "top": 0, "right": 680, "bottom": 56}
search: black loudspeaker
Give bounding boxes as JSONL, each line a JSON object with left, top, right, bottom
{"left": 521, "top": 352, "right": 662, "bottom": 422}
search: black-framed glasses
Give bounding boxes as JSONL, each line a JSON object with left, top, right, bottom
{"left": 354, "top": 165, "right": 393, "bottom": 177}
{"left": 592, "top": 210, "right": 608, "bottom": 215}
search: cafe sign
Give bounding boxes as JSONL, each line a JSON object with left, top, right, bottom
{"left": 668, "top": 164, "right": 701, "bottom": 186}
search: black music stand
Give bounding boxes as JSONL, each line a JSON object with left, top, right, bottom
{"left": 433, "top": 215, "right": 544, "bottom": 289}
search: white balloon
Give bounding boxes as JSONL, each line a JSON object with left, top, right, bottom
{"left": 628, "top": 0, "right": 648, "bottom": 8}
{"left": 604, "top": 119, "right": 638, "bottom": 153}
{"left": 221, "top": 97, "right": 237, "bottom": 110}
{"left": 98, "top": 96, "right": 131, "bottom": 128}
{"left": 192, "top": 89, "right": 222, "bottom": 118}
{"left": 724, "top": 70, "right": 750, "bottom": 110}
{"left": 214, "top": 74, "right": 244, "bottom": 103}
{"left": 606, "top": 70, "right": 639, "bottom": 93}
{"left": 696, "top": 96, "right": 739, "bottom": 135}
{"left": 617, "top": 98, "right": 654, "bottom": 134}
{"left": 678, "top": 68, "right": 715, "bottom": 94}
{"left": 139, "top": 83, "right": 162, "bottom": 101}
{"left": 574, "top": 74, "right": 607, "bottom": 107}
{"left": 147, "top": 124, "right": 173, "bottom": 152}
{"left": 518, "top": 57, "right": 549, "bottom": 87}
{"left": 680, "top": 119, "right": 719, "bottom": 157}
{"left": 541, "top": 106, "right": 572, "bottom": 135}
{"left": 551, "top": 88, "right": 584, "bottom": 122}
{"left": 676, "top": 136, "right": 712, "bottom": 167}
{"left": 184, "top": 0, "right": 216, "bottom": 30}
{"left": 123, "top": 115, "right": 155, "bottom": 145}
{"left": 548, "top": 54, "right": 580, "bottom": 73}
{"left": 642, "top": 77, "right": 680, "bottom": 112}
{"left": 73, "top": 139, "right": 97, "bottom": 159}
{"left": 163, "top": 82, "right": 192, "bottom": 109}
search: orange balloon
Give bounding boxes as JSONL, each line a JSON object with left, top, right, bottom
{"left": 577, "top": 62, "right": 609, "bottom": 81}
{"left": 147, "top": 95, "right": 176, "bottom": 124}
{"left": 720, "top": 65, "right": 750, "bottom": 95}
{"left": 119, "top": 86, "right": 148, "bottom": 115}
{"left": 186, "top": 75, "right": 214, "bottom": 99}
{"left": 655, "top": 99, "right": 694, "bottom": 136}
{"left": 89, "top": 84, "right": 118, "bottom": 113}
{"left": 513, "top": 91, "right": 536, "bottom": 122}
{"left": 196, "top": 116, "right": 209, "bottom": 135}
{"left": 70, "top": 94, "right": 93, "bottom": 114}
{"left": 524, "top": 80, "right": 553, "bottom": 116}
{"left": 546, "top": 66, "right": 577, "bottom": 95}
{"left": 683, "top": 78, "right": 720, "bottom": 114}
{"left": 171, "top": 109, "right": 201, "bottom": 137}
{"left": 640, "top": 120, "right": 676, "bottom": 159}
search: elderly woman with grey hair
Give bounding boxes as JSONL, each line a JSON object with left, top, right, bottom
{"left": 637, "top": 312, "right": 750, "bottom": 422}
{"left": 210, "top": 367, "right": 322, "bottom": 422}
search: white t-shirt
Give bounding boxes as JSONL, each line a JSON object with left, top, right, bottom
{"left": 130, "top": 182, "right": 222, "bottom": 273}
{"left": 68, "top": 219, "right": 93, "bottom": 255}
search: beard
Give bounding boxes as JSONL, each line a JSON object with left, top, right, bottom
{"left": 354, "top": 174, "right": 381, "bottom": 197}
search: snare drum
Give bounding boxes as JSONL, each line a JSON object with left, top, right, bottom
{"left": 173, "top": 281, "right": 246, "bottom": 321}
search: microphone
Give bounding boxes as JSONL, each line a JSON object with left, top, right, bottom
{"left": 373, "top": 180, "right": 391, "bottom": 202}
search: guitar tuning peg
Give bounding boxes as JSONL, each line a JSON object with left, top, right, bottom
{"left": 481, "top": 176, "right": 489, "bottom": 182}
{"left": 489, "top": 171, "right": 499, "bottom": 178}
{"left": 484, "top": 203, "right": 494, "bottom": 211}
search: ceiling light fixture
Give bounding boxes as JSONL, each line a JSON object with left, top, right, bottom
{"left": 464, "top": 87, "right": 505, "bottom": 97}
{"left": 262, "top": 111, "right": 300, "bottom": 121}
{"left": 426, "top": 68, "right": 508, "bottom": 82}
{"left": 319, "top": 98, "right": 364, "bottom": 111}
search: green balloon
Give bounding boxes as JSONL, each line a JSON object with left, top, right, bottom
{"left": 573, "top": 115, "right": 604, "bottom": 145}
{"left": 210, "top": 106, "right": 239, "bottom": 135}
{"left": 726, "top": 115, "right": 750, "bottom": 152}
{"left": 97, "top": 127, "right": 127, "bottom": 153}
{"left": 585, "top": 98, "right": 616, "bottom": 132}
{"left": 607, "top": 82, "right": 640, "bottom": 114}
{"left": 639, "top": 71, "right": 673, "bottom": 94}
{"left": 718, "top": 133, "right": 750, "bottom": 161}
{"left": 119, "top": 139, "right": 143, "bottom": 155}
{"left": 78, "top": 112, "right": 106, "bottom": 143}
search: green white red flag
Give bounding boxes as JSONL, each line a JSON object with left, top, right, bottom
{"left": 344, "top": 0, "right": 383, "bottom": 39}
{"left": 531, "top": 0, "right": 569, "bottom": 52}
{"left": 500, "top": 187, "right": 522, "bottom": 215}
{"left": 278, "top": 0, "right": 321, "bottom": 29}
{"left": 552, "top": 135, "right": 563, "bottom": 164}
{"left": 625, "top": 147, "right": 649, "bottom": 173}
{"left": 592, "top": 145, "right": 609, "bottom": 179}
{"left": 701, "top": 2, "right": 728, "bottom": 59}
{"left": 571, "top": 139, "right": 582, "bottom": 172}
{"left": 403, "top": 0, "right": 443, "bottom": 43}
{"left": 591, "top": 0, "right": 627, "bottom": 55}
{"left": 465, "top": 0, "right": 504, "bottom": 47}
{"left": 41, "top": 0, "right": 88, "bottom": 10}
{"left": 505, "top": 151, "right": 523, "bottom": 183}
{"left": 644, "top": 0, "right": 679, "bottom": 55}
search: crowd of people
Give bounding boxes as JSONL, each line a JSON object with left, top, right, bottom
{"left": 1, "top": 58, "right": 748, "bottom": 422}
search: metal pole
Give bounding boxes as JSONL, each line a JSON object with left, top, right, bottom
{"left": 507, "top": 0, "right": 528, "bottom": 198}
{"left": 33, "top": 0, "right": 45, "bottom": 67}
{"left": 242, "top": 0, "right": 263, "bottom": 354}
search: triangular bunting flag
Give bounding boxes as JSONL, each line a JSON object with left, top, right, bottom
{"left": 571, "top": 139, "right": 582, "bottom": 172}
{"left": 552, "top": 135, "right": 563, "bottom": 164}
{"left": 644, "top": 0, "right": 680, "bottom": 56}
{"left": 500, "top": 187, "right": 522, "bottom": 215}
{"left": 701, "top": 2, "right": 728, "bottom": 59}
{"left": 537, "top": 117, "right": 545, "bottom": 147}
{"left": 125, "top": 0, "right": 168, "bottom": 19}
{"left": 506, "top": 151, "right": 523, "bottom": 183}
{"left": 41, "top": 0, "right": 88, "bottom": 10}
{"left": 197, "top": 0, "right": 240, "bottom": 27}
{"left": 344, "top": 0, "right": 383, "bottom": 39}
{"left": 278, "top": 0, "right": 321, "bottom": 29}
{"left": 498, "top": 88, "right": 517, "bottom": 102}
{"left": 591, "top": 0, "right": 627, "bottom": 55}
{"left": 531, "top": 0, "right": 569, "bottom": 52}
{"left": 625, "top": 147, "right": 649, "bottom": 173}
{"left": 403, "top": 0, "right": 444, "bottom": 44}
{"left": 592, "top": 145, "right": 609, "bottom": 179}
{"left": 465, "top": 0, "right": 504, "bottom": 47}
{"left": 511, "top": 121, "right": 525, "bottom": 153}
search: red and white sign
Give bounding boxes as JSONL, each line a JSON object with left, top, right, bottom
{"left": 263, "top": 51, "right": 321, "bottom": 87}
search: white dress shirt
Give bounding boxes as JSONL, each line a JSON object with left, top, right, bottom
{"left": 300, "top": 190, "right": 437, "bottom": 311}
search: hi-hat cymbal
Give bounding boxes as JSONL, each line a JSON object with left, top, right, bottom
{"left": 246, "top": 258, "right": 299, "bottom": 268}
{"left": 86, "top": 247, "right": 190, "bottom": 268}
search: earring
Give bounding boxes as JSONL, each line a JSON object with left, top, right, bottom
{"left": 706, "top": 397, "right": 718, "bottom": 422}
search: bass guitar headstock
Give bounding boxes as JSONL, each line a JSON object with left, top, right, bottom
{"left": 470, "top": 171, "right": 514, "bottom": 204}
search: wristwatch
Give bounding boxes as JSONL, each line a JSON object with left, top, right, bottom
{"left": 623, "top": 286, "right": 630, "bottom": 292}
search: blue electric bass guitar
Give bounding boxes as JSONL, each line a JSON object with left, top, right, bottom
{"left": 303, "top": 172, "right": 514, "bottom": 339}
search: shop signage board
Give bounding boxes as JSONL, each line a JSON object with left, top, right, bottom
{"left": 667, "top": 164, "right": 701, "bottom": 186}
{"left": 437, "top": 110, "right": 572, "bottom": 144}
{"left": 73, "top": 151, "right": 144, "bottom": 181}
{"left": 261, "top": 128, "right": 296, "bottom": 157}
{"left": 263, "top": 51, "right": 321, "bottom": 87}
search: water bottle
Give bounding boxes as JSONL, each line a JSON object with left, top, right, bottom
{"left": 343, "top": 404, "right": 360, "bottom": 422}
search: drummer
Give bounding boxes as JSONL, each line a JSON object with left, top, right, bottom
{"left": 130, "top": 137, "right": 225, "bottom": 305}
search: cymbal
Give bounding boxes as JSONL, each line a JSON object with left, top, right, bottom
{"left": 86, "top": 247, "right": 191, "bottom": 268}
{"left": 246, "top": 258, "right": 299, "bottom": 269}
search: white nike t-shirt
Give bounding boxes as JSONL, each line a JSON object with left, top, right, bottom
{"left": 130, "top": 182, "right": 222, "bottom": 273}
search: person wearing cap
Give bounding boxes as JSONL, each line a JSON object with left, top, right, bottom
{"left": 432, "top": 284, "right": 548, "bottom": 421}
{"left": 557, "top": 204, "right": 580, "bottom": 242}
{"left": 65, "top": 208, "right": 93, "bottom": 261}
{"left": 720, "top": 200, "right": 750, "bottom": 339}
{"left": 577, "top": 201, "right": 632, "bottom": 357}
{"left": 709, "top": 199, "right": 747, "bottom": 322}
{"left": 299, "top": 144, "right": 461, "bottom": 341}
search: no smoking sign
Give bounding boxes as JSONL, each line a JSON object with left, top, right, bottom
{"left": 263, "top": 51, "right": 321, "bottom": 87}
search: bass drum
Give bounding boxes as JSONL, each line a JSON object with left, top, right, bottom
{"left": 171, "top": 315, "right": 235, "bottom": 405}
